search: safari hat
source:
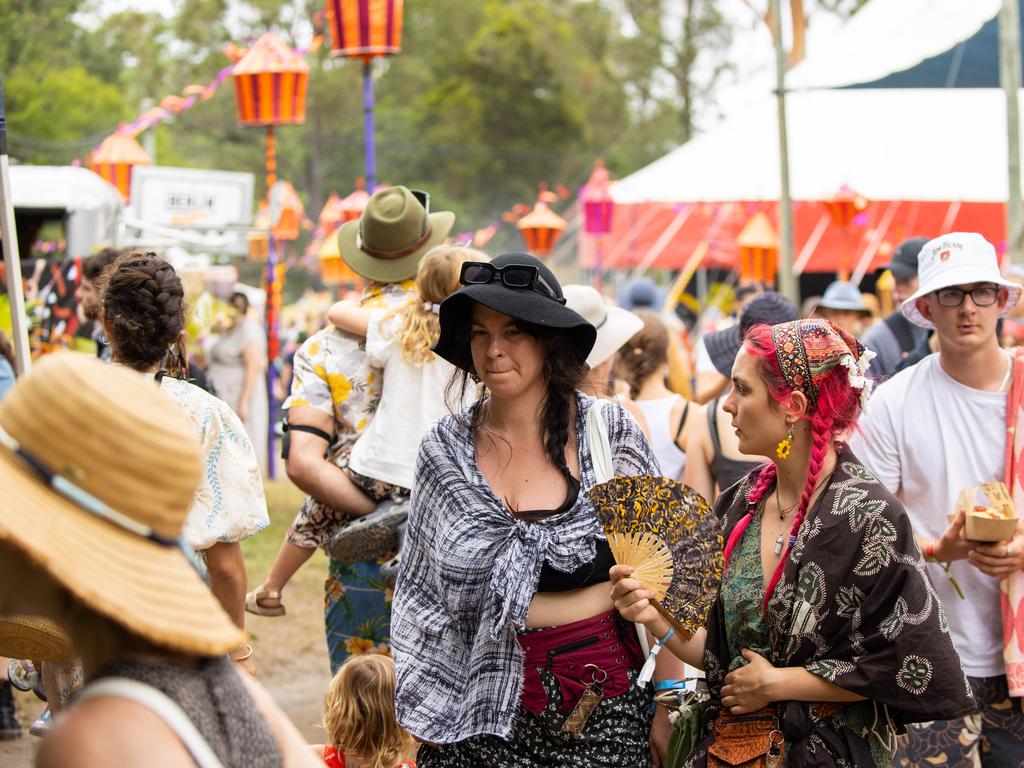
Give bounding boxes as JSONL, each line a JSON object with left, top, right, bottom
{"left": 0, "top": 353, "right": 245, "bottom": 656}
{"left": 338, "top": 186, "right": 455, "bottom": 283}
{"left": 0, "top": 616, "right": 74, "bottom": 661}
{"left": 433, "top": 253, "right": 596, "bottom": 373}
{"left": 563, "top": 285, "right": 644, "bottom": 368}
{"left": 902, "top": 232, "right": 1022, "bottom": 328}
{"left": 817, "top": 281, "right": 872, "bottom": 315}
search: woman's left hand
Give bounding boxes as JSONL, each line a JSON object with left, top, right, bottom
{"left": 720, "top": 649, "right": 780, "bottom": 714}
{"left": 649, "top": 705, "right": 670, "bottom": 767}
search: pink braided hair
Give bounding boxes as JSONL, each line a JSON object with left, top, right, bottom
{"left": 739, "top": 324, "right": 863, "bottom": 611}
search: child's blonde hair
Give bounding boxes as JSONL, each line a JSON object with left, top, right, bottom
{"left": 383, "top": 244, "right": 490, "bottom": 366}
{"left": 322, "top": 654, "right": 411, "bottom": 768}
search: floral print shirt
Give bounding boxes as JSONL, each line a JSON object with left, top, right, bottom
{"left": 159, "top": 376, "right": 269, "bottom": 550}
{"left": 284, "top": 281, "right": 416, "bottom": 448}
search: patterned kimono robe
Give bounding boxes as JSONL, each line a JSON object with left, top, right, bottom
{"left": 690, "top": 446, "right": 976, "bottom": 767}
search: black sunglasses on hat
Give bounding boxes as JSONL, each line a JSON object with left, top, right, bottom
{"left": 460, "top": 262, "right": 567, "bottom": 305}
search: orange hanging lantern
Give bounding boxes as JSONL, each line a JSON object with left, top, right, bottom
{"left": 231, "top": 33, "right": 309, "bottom": 127}
{"left": 271, "top": 181, "right": 305, "bottom": 242}
{"left": 517, "top": 201, "right": 567, "bottom": 257}
{"left": 325, "top": 0, "right": 404, "bottom": 58}
{"left": 737, "top": 212, "right": 780, "bottom": 286}
{"left": 319, "top": 193, "right": 344, "bottom": 233}
{"left": 317, "top": 230, "right": 361, "bottom": 286}
{"left": 88, "top": 132, "right": 152, "bottom": 200}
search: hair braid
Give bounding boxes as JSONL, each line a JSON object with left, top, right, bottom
{"left": 745, "top": 462, "right": 777, "bottom": 508}
{"left": 790, "top": 417, "right": 831, "bottom": 538}
{"left": 99, "top": 252, "right": 188, "bottom": 373}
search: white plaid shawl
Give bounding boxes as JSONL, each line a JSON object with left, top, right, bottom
{"left": 391, "top": 393, "right": 659, "bottom": 743}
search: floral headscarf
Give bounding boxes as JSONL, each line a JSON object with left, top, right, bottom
{"left": 769, "top": 319, "right": 875, "bottom": 410}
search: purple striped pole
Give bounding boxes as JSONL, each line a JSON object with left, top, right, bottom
{"left": 363, "top": 58, "right": 376, "bottom": 192}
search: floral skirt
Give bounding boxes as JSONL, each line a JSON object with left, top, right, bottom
{"left": 417, "top": 667, "right": 652, "bottom": 768}
{"left": 324, "top": 558, "right": 392, "bottom": 673}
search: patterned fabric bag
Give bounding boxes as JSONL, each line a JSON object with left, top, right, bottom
{"left": 664, "top": 690, "right": 706, "bottom": 767}
{"left": 705, "top": 706, "right": 783, "bottom": 767}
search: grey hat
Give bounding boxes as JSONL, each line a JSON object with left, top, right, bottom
{"left": 883, "top": 237, "right": 929, "bottom": 280}
{"left": 818, "top": 281, "right": 870, "bottom": 313}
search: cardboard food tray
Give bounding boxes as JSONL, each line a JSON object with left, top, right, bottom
{"left": 957, "top": 483, "right": 1018, "bottom": 542}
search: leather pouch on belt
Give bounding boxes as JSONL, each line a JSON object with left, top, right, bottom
{"left": 706, "top": 708, "right": 783, "bottom": 768}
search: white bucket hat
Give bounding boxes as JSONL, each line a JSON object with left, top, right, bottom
{"left": 563, "top": 284, "right": 644, "bottom": 368}
{"left": 901, "top": 232, "right": 1022, "bottom": 329}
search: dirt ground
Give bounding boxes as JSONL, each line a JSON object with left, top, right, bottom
{"left": 0, "top": 480, "right": 335, "bottom": 766}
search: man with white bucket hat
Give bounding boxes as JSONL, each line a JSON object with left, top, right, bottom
{"left": 853, "top": 232, "right": 1024, "bottom": 766}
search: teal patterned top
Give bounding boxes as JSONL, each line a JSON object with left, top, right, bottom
{"left": 722, "top": 511, "right": 894, "bottom": 767}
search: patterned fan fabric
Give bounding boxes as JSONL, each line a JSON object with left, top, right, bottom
{"left": 588, "top": 475, "right": 723, "bottom": 638}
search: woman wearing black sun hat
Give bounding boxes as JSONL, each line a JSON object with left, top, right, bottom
{"left": 390, "top": 252, "right": 676, "bottom": 766}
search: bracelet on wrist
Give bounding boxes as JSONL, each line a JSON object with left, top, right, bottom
{"left": 232, "top": 643, "right": 254, "bottom": 662}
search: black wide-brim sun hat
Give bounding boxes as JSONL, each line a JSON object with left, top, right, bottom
{"left": 433, "top": 252, "right": 597, "bottom": 373}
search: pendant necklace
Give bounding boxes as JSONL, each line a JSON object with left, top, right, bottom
{"left": 773, "top": 485, "right": 799, "bottom": 555}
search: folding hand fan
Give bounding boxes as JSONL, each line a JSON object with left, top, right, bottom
{"left": 588, "top": 475, "right": 723, "bottom": 638}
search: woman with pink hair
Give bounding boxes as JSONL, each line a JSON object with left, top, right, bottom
{"left": 612, "top": 319, "right": 974, "bottom": 766}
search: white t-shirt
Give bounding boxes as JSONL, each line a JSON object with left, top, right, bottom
{"left": 850, "top": 354, "right": 1006, "bottom": 677}
{"left": 694, "top": 337, "right": 716, "bottom": 375}
{"left": 348, "top": 310, "right": 474, "bottom": 489}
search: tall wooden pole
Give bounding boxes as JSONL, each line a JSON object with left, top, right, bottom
{"left": 1001, "top": 0, "right": 1023, "bottom": 264}
{"left": 0, "top": 78, "right": 30, "bottom": 375}
{"left": 770, "top": 0, "right": 798, "bottom": 303}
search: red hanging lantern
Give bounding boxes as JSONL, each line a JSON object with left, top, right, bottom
{"left": 337, "top": 179, "right": 370, "bottom": 223}
{"left": 580, "top": 160, "right": 614, "bottom": 236}
{"left": 319, "top": 193, "right": 344, "bottom": 233}
{"left": 231, "top": 32, "right": 309, "bottom": 127}
{"left": 325, "top": 0, "right": 404, "bottom": 58}
{"left": 88, "top": 132, "right": 152, "bottom": 200}
{"left": 825, "top": 184, "right": 869, "bottom": 280}
{"left": 737, "top": 212, "right": 780, "bottom": 286}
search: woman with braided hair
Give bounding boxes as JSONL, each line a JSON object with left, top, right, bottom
{"left": 612, "top": 319, "right": 975, "bottom": 766}
{"left": 392, "top": 253, "right": 670, "bottom": 766}
{"left": 99, "top": 253, "right": 268, "bottom": 670}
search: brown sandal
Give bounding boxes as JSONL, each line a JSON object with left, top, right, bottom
{"left": 244, "top": 586, "right": 286, "bottom": 617}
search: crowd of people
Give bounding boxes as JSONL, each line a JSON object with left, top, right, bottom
{"left": 0, "top": 182, "right": 1021, "bottom": 768}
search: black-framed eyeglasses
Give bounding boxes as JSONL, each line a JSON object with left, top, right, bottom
{"left": 934, "top": 285, "right": 1000, "bottom": 308}
{"left": 460, "top": 262, "right": 566, "bottom": 304}
{"left": 0, "top": 424, "right": 209, "bottom": 581}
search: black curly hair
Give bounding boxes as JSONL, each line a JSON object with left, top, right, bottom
{"left": 98, "top": 252, "right": 189, "bottom": 377}
{"left": 445, "top": 316, "right": 588, "bottom": 482}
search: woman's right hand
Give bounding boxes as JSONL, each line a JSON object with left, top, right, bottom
{"left": 610, "top": 564, "right": 661, "bottom": 625}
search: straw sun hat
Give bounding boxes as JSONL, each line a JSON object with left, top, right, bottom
{"left": 0, "top": 353, "right": 245, "bottom": 656}
{"left": 0, "top": 616, "right": 74, "bottom": 662}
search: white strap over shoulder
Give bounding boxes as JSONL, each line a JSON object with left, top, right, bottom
{"left": 586, "top": 398, "right": 613, "bottom": 483}
{"left": 76, "top": 678, "right": 226, "bottom": 768}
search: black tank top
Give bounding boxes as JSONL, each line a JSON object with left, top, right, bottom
{"left": 707, "top": 396, "right": 760, "bottom": 493}
{"left": 515, "top": 475, "right": 616, "bottom": 592}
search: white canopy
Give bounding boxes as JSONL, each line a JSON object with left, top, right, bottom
{"left": 788, "top": 0, "right": 1000, "bottom": 89}
{"left": 611, "top": 88, "right": 1016, "bottom": 204}
{"left": 9, "top": 165, "right": 122, "bottom": 257}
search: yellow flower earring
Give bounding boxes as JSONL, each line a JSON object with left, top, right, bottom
{"left": 776, "top": 425, "right": 794, "bottom": 460}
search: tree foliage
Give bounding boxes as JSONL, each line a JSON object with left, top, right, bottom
{"left": 0, "top": 0, "right": 866, "bottom": 244}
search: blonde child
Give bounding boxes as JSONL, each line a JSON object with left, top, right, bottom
{"left": 314, "top": 654, "right": 414, "bottom": 768}
{"left": 246, "top": 246, "right": 487, "bottom": 616}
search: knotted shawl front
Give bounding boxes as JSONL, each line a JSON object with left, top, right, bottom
{"left": 391, "top": 393, "right": 658, "bottom": 744}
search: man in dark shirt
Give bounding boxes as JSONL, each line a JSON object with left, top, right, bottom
{"left": 860, "top": 237, "right": 930, "bottom": 379}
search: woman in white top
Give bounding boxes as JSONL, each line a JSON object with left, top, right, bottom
{"left": 617, "top": 310, "right": 697, "bottom": 481}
